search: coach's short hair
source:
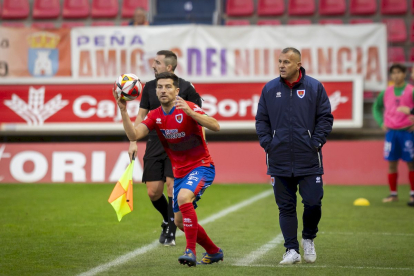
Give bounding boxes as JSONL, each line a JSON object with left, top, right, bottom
{"left": 156, "top": 72, "right": 179, "bottom": 88}
{"left": 389, "top": 63, "right": 407, "bottom": 74}
{"left": 281, "top": 47, "right": 301, "bottom": 60}
{"left": 157, "top": 50, "right": 178, "bottom": 71}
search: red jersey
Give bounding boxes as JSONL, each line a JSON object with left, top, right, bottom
{"left": 141, "top": 101, "right": 214, "bottom": 178}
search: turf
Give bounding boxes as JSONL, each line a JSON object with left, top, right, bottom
{"left": 0, "top": 184, "right": 413, "bottom": 276}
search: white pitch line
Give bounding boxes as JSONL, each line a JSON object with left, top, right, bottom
{"left": 234, "top": 234, "right": 284, "bottom": 267}
{"left": 78, "top": 189, "right": 273, "bottom": 276}
{"left": 320, "top": 231, "right": 414, "bottom": 237}
{"left": 241, "top": 264, "right": 414, "bottom": 271}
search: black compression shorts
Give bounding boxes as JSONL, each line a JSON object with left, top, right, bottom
{"left": 142, "top": 154, "right": 174, "bottom": 183}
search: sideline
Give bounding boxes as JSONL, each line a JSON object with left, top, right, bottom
{"left": 78, "top": 189, "right": 273, "bottom": 276}
{"left": 234, "top": 234, "right": 284, "bottom": 267}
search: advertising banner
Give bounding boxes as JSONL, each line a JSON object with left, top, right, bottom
{"left": 0, "top": 141, "right": 398, "bottom": 185}
{"left": 71, "top": 24, "right": 386, "bottom": 91}
{"left": 0, "top": 76, "right": 362, "bottom": 133}
{"left": 0, "top": 27, "right": 71, "bottom": 78}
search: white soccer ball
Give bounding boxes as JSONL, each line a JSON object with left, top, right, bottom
{"left": 114, "top": 73, "right": 142, "bottom": 101}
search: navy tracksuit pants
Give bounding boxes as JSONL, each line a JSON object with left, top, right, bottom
{"left": 272, "top": 175, "right": 324, "bottom": 252}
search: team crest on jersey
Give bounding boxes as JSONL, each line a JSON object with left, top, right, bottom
{"left": 271, "top": 177, "right": 275, "bottom": 186}
{"left": 297, "top": 90, "right": 305, "bottom": 98}
{"left": 175, "top": 114, "right": 183, "bottom": 123}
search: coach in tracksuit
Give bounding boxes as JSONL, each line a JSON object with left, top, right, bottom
{"left": 255, "top": 47, "right": 333, "bottom": 265}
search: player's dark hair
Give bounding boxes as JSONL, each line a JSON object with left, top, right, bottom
{"left": 157, "top": 50, "right": 178, "bottom": 71}
{"left": 389, "top": 63, "right": 406, "bottom": 74}
{"left": 282, "top": 47, "right": 301, "bottom": 60}
{"left": 156, "top": 72, "right": 179, "bottom": 88}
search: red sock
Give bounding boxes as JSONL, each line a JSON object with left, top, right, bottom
{"left": 197, "top": 224, "right": 219, "bottom": 254}
{"left": 388, "top": 173, "right": 398, "bottom": 194}
{"left": 409, "top": 171, "right": 414, "bottom": 193}
{"left": 179, "top": 203, "right": 198, "bottom": 255}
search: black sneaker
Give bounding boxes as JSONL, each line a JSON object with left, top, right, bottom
{"left": 408, "top": 196, "right": 414, "bottom": 207}
{"left": 159, "top": 222, "right": 169, "bottom": 244}
{"left": 164, "top": 236, "right": 176, "bottom": 246}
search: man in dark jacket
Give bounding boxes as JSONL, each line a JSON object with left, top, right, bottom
{"left": 255, "top": 47, "right": 333, "bottom": 265}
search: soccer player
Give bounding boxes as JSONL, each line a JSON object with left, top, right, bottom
{"left": 114, "top": 72, "right": 223, "bottom": 267}
{"left": 130, "top": 50, "right": 202, "bottom": 246}
{"left": 373, "top": 64, "right": 414, "bottom": 205}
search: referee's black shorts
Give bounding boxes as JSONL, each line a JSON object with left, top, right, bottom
{"left": 142, "top": 153, "right": 174, "bottom": 183}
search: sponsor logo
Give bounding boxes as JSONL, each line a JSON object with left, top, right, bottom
{"left": 184, "top": 218, "right": 192, "bottom": 223}
{"left": 3, "top": 86, "right": 69, "bottom": 125}
{"left": 156, "top": 118, "right": 162, "bottom": 124}
{"left": 188, "top": 175, "right": 198, "bottom": 181}
{"left": 276, "top": 92, "right": 281, "bottom": 98}
{"left": 316, "top": 177, "right": 321, "bottom": 183}
{"left": 271, "top": 177, "right": 275, "bottom": 186}
{"left": 27, "top": 32, "right": 60, "bottom": 77}
{"left": 297, "top": 90, "right": 305, "bottom": 98}
{"left": 186, "top": 181, "right": 193, "bottom": 186}
{"left": 175, "top": 114, "right": 183, "bottom": 123}
{"left": 329, "top": 91, "right": 348, "bottom": 112}
{"left": 160, "top": 129, "right": 186, "bottom": 139}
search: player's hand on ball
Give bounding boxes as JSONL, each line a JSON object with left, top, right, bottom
{"left": 175, "top": 96, "right": 192, "bottom": 115}
{"left": 113, "top": 87, "right": 127, "bottom": 111}
{"left": 128, "top": 141, "right": 137, "bottom": 163}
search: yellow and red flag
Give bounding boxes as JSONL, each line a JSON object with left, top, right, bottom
{"left": 108, "top": 156, "right": 134, "bottom": 221}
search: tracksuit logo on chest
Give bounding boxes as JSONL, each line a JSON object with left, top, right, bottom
{"left": 297, "top": 90, "right": 305, "bottom": 98}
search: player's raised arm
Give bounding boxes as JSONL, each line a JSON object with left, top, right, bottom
{"left": 113, "top": 88, "right": 149, "bottom": 141}
{"left": 175, "top": 96, "right": 220, "bottom": 132}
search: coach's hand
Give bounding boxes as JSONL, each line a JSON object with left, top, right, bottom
{"left": 128, "top": 141, "right": 137, "bottom": 163}
{"left": 112, "top": 88, "right": 127, "bottom": 112}
{"left": 175, "top": 96, "right": 193, "bottom": 116}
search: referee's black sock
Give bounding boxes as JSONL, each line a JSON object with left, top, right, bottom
{"left": 151, "top": 194, "right": 169, "bottom": 223}
{"left": 168, "top": 196, "right": 177, "bottom": 238}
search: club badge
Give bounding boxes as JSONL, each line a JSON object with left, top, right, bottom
{"left": 297, "top": 90, "right": 305, "bottom": 98}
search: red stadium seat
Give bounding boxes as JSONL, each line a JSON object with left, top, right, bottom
{"left": 92, "top": 0, "right": 118, "bottom": 18}
{"left": 226, "top": 0, "right": 254, "bottom": 16}
{"left": 349, "top": 18, "right": 374, "bottom": 24}
{"left": 61, "top": 21, "right": 86, "bottom": 28}
{"left": 2, "top": 22, "right": 26, "bottom": 27}
{"left": 91, "top": 21, "right": 115, "bottom": 26}
{"left": 412, "top": 0, "right": 414, "bottom": 14}
{"left": 1, "top": 0, "right": 29, "bottom": 19}
{"left": 410, "top": 48, "right": 414, "bottom": 62}
{"left": 62, "top": 0, "right": 90, "bottom": 19}
{"left": 382, "top": 19, "right": 407, "bottom": 42}
{"left": 288, "top": 19, "right": 312, "bottom": 25}
{"left": 31, "top": 22, "right": 57, "bottom": 29}
{"left": 121, "top": 21, "right": 131, "bottom": 26}
{"left": 350, "top": 0, "right": 376, "bottom": 15}
{"left": 319, "top": 19, "right": 343, "bottom": 24}
{"left": 381, "top": 0, "right": 407, "bottom": 15}
{"left": 257, "top": 19, "right": 281, "bottom": 25}
{"left": 257, "top": 0, "right": 284, "bottom": 16}
{"left": 388, "top": 47, "right": 406, "bottom": 64}
{"left": 411, "top": 20, "right": 414, "bottom": 42}
{"left": 226, "top": 19, "right": 250, "bottom": 26}
{"left": 288, "top": 0, "right": 315, "bottom": 15}
{"left": 33, "top": 0, "right": 60, "bottom": 19}
{"left": 122, "top": 0, "right": 148, "bottom": 18}
{"left": 319, "top": 0, "right": 346, "bottom": 15}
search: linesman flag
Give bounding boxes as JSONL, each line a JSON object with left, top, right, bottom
{"left": 108, "top": 155, "right": 134, "bottom": 221}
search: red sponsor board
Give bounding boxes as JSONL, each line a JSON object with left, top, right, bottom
{"left": 0, "top": 141, "right": 402, "bottom": 185}
{"left": 0, "top": 78, "right": 362, "bottom": 133}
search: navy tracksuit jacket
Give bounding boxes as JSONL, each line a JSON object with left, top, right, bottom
{"left": 255, "top": 67, "right": 334, "bottom": 177}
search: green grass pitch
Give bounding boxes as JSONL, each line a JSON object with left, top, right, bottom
{"left": 0, "top": 183, "right": 413, "bottom": 276}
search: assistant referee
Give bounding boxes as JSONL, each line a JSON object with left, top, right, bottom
{"left": 128, "top": 50, "right": 202, "bottom": 246}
